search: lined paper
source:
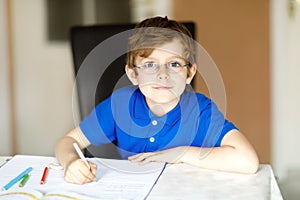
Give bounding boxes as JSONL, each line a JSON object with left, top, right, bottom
{"left": 0, "top": 155, "right": 165, "bottom": 199}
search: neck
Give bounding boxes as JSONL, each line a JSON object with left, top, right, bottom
{"left": 146, "top": 98, "right": 180, "bottom": 117}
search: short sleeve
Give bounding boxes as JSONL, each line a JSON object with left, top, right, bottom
{"left": 79, "top": 97, "right": 116, "bottom": 146}
{"left": 196, "top": 95, "right": 237, "bottom": 147}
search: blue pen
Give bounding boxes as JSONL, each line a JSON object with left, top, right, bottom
{"left": 2, "top": 167, "right": 33, "bottom": 191}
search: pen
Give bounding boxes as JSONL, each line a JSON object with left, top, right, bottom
{"left": 73, "top": 142, "right": 91, "bottom": 170}
{"left": 2, "top": 167, "right": 33, "bottom": 191}
{"left": 40, "top": 167, "right": 48, "bottom": 185}
{"left": 19, "top": 174, "right": 29, "bottom": 187}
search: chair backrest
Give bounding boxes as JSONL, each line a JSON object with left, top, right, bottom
{"left": 70, "top": 22, "right": 196, "bottom": 158}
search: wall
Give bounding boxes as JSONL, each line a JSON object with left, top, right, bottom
{"left": 173, "top": 0, "right": 270, "bottom": 163}
{"left": 2, "top": 0, "right": 77, "bottom": 156}
{"left": 0, "top": 0, "right": 172, "bottom": 156}
{"left": 271, "top": 0, "right": 300, "bottom": 179}
{"left": 130, "top": 0, "right": 172, "bottom": 22}
{"left": 0, "top": 0, "right": 11, "bottom": 155}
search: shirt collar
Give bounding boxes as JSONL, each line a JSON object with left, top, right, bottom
{"left": 133, "top": 88, "right": 182, "bottom": 126}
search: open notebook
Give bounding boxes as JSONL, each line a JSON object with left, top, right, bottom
{"left": 0, "top": 155, "right": 166, "bottom": 200}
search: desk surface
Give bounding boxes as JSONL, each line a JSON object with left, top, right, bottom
{"left": 0, "top": 156, "right": 282, "bottom": 199}
{"left": 148, "top": 163, "right": 283, "bottom": 200}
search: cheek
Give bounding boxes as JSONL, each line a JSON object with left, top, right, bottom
{"left": 136, "top": 72, "right": 188, "bottom": 88}
{"left": 175, "top": 73, "right": 188, "bottom": 85}
{"left": 136, "top": 74, "right": 155, "bottom": 86}
{"left": 176, "top": 80, "right": 187, "bottom": 94}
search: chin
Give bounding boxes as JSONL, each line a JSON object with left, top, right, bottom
{"left": 150, "top": 96, "right": 179, "bottom": 104}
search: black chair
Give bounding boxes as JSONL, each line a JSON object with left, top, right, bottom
{"left": 70, "top": 22, "right": 196, "bottom": 158}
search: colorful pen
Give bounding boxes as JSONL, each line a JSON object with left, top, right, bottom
{"left": 2, "top": 167, "right": 33, "bottom": 191}
{"left": 19, "top": 174, "right": 29, "bottom": 187}
{"left": 40, "top": 167, "right": 48, "bottom": 185}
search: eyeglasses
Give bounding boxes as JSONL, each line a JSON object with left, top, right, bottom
{"left": 134, "top": 61, "right": 190, "bottom": 74}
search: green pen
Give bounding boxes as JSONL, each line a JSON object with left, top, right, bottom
{"left": 19, "top": 174, "right": 29, "bottom": 187}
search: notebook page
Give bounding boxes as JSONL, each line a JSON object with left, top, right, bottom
{"left": 0, "top": 155, "right": 165, "bottom": 200}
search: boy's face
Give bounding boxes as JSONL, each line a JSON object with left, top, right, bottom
{"left": 126, "top": 39, "right": 196, "bottom": 110}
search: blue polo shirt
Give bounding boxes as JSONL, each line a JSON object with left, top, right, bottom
{"left": 80, "top": 86, "right": 237, "bottom": 159}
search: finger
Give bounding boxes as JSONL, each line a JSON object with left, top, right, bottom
{"left": 68, "top": 168, "right": 94, "bottom": 184}
{"left": 64, "top": 160, "right": 83, "bottom": 184}
{"left": 132, "top": 153, "right": 155, "bottom": 163}
{"left": 139, "top": 158, "right": 151, "bottom": 165}
{"left": 78, "top": 168, "right": 95, "bottom": 182}
{"left": 78, "top": 162, "right": 96, "bottom": 181}
{"left": 65, "top": 165, "right": 89, "bottom": 184}
{"left": 65, "top": 168, "right": 86, "bottom": 184}
{"left": 65, "top": 159, "right": 94, "bottom": 184}
{"left": 130, "top": 154, "right": 146, "bottom": 162}
{"left": 128, "top": 153, "right": 143, "bottom": 160}
{"left": 140, "top": 154, "right": 158, "bottom": 164}
{"left": 89, "top": 162, "right": 98, "bottom": 175}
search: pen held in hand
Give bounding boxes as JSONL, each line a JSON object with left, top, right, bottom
{"left": 73, "top": 142, "right": 91, "bottom": 170}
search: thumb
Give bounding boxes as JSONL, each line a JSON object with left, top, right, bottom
{"left": 89, "top": 162, "right": 97, "bottom": 174}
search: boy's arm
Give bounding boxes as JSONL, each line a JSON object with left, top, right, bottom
{"left": 129, "top": 129, "right": 259, "bottom": 174}
{"left": 182, "top": 129, "right": 259, "bottom": 173}
{"left": 55, "top": 127, "right": 97, "bottom": 184}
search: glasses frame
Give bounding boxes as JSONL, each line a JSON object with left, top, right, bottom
{"left": 134, "top": 61, "right": 191, "bottom": 74}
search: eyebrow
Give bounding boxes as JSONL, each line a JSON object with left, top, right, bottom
{"left": 140, "top": 55, "right": 186, "bottom": 61}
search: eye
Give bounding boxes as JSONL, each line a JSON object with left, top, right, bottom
{"left": 168, "top": 61, "right": 182, "bottom": 68}
{"left": 144, "top": 62, "right": 157, "bottom": 68}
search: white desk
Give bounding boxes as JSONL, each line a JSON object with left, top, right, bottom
{"left": 148, "top": 163, "right": 283, "bottom": 200}
{"left": 0, "top": 157, "right": 282, "bottom": 199}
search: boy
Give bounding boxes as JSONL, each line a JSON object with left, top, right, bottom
{"left": 55, "top": 16, "right": 259, "bottom": 184}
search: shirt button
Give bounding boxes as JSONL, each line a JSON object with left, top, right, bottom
{"left": 149, "top": 137, "right": 155, "bottom": 142}
{"left": 152, "top": 120, "right": 158, "bottom": 126}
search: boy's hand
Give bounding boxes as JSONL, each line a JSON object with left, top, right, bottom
{"left": 64, "top": 159, "right": 97, "bottom": 184}
{"left": 128, "top": 146, "right": 188, "bottom": 164}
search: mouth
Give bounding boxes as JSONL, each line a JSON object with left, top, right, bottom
{"left": 152, "top": 86, "right": 173, "bottom": 90}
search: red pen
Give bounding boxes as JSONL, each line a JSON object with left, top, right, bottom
{"left": 40, "top": 167, "right": 48, "bottom": 185}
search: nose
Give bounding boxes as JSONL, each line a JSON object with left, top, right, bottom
{"left": 157, "top": 64, "right": 169, "bottom": 80}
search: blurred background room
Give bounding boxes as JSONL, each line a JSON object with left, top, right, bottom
{"left": 0, "top": 0, "right": 299, "bottom": 199}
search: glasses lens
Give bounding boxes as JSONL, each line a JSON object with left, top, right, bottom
{"left": 137, "top": 61, "right": 188, "bottom": 73}
{"left": 167, "top": 62, "right": 183, "bottom": 73}
{"left": 143, "top": 62, "right": 158, "bottom": 73}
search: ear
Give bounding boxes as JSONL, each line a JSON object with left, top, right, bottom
{"left": 186, "top": 64, "right": 197, "bottom": 84}
{"left": 125, "top": 65, "right": 139, "bottom": 85}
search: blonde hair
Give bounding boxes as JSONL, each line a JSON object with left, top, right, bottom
{"left": 126, "top": 16, "right": 195, "bottom": 74}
